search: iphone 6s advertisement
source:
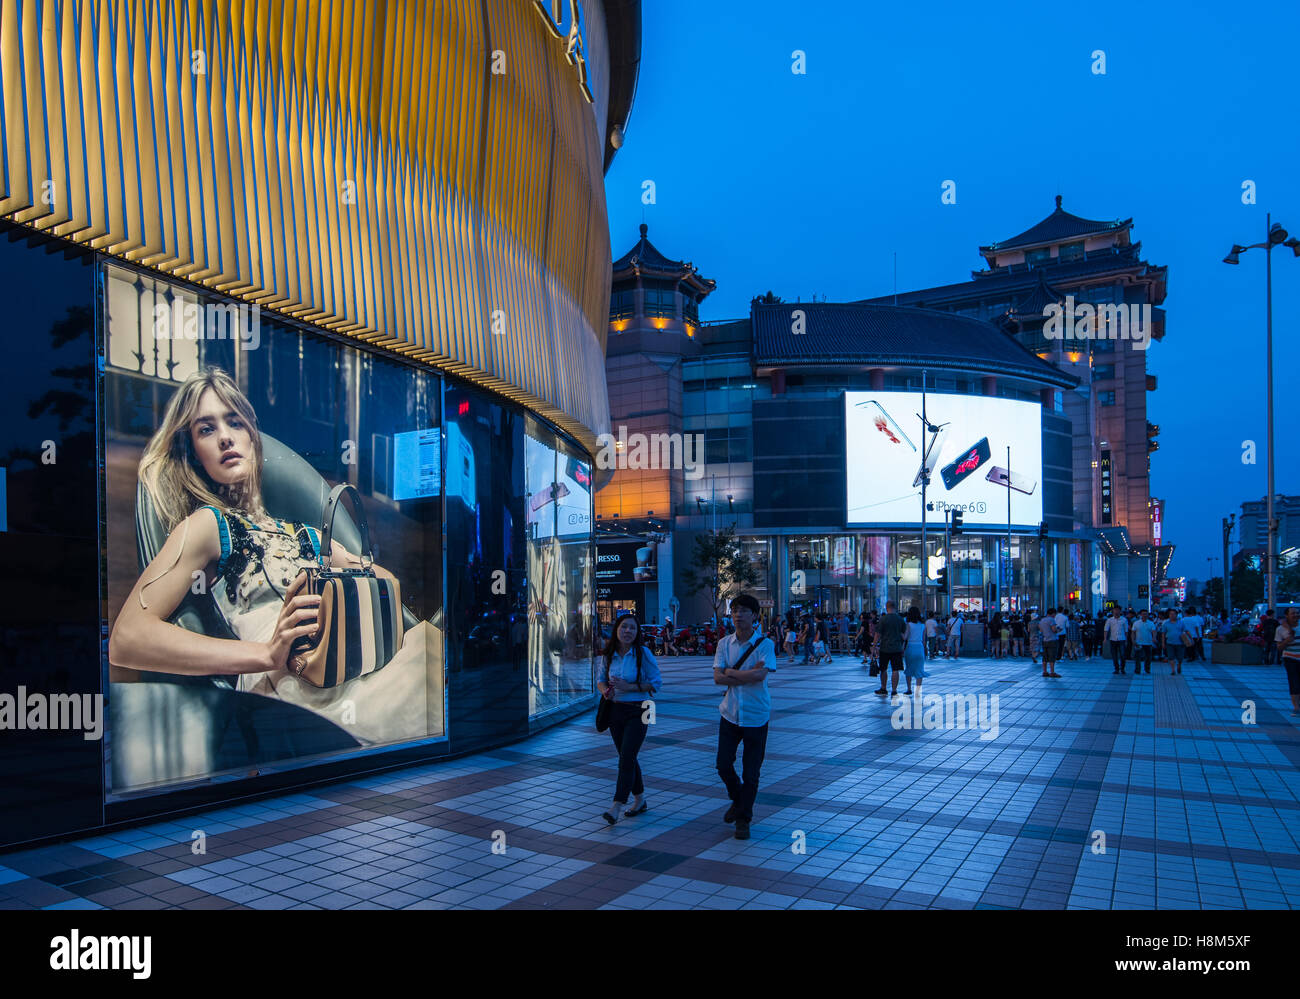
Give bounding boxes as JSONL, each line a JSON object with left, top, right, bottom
{"left": 844, "top": 391, "right": 1043, "bottom": 527}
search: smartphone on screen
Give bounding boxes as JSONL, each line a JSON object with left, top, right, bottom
{"left": 913, "top": 427, "right": 947, "bottom": 488}
{"left": 986, "top": 465, "right": 1036, "bottom": 496}
{"left": 940, "top": 437, "right": 991, "bottom": 491}
{"left": 857, "top": 400, "right": 916, "bottom": 452}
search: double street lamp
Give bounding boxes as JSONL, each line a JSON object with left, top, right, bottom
{"left": 1224, "top": 214, "right": 1300, "bottom": 611}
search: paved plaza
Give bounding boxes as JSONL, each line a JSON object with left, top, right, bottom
{"left": 2, "top": 653, "right": 1299, "bottom": 910}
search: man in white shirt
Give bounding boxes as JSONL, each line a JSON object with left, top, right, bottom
{"left": 713, "top": 593, "right": 777, "bottom": 841}
{"left": 947, "top": 613, "right": 963, "bottom": 660}
{"left": 1104, "top": 607, "right": 1130, "bottom": 674}
{"left": 925, "top": 613, "right": 939, "bottom": 657}
{"left": 1053, "top": 608, "right": 1069, "bottom": 662}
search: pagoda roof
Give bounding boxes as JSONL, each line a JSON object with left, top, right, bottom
{"left": 612, "top": 223, "right": 689, "bottom": 273}
{"left": 980, "top": 196, "right": 1132, "bottom": 254}
{"left": 859, "top": 243, "right": 1163, "bottom": 310}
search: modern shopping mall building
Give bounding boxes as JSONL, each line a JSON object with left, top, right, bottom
{"left": 0, "top": 0, "right": 639, "bottom": 848}
{"left": 596, "top": 214, "right": 1171, "bottom": 628}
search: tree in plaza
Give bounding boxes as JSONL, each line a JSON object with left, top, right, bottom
{"left": 1203, "top": 577, "right": 1225, "bottom": 614}
{"left": 1228, "top": 561, "right": 1264, "bottom": 610}
{"left": 685, "top": 525, "right": 761, "bottom": 624}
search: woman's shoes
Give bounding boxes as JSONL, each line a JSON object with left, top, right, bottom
{"left": 602, "top": 810, "right": 619, "bottom": 825}
{"left": 624, "top": 800, "right": 648, "bottom": 817}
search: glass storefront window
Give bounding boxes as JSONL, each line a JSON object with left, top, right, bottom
{"left": 102, "top": 262, "right": 447, "bottom": 797}
{"left": 525, "top": 424, "right": 595, "bottom": 718}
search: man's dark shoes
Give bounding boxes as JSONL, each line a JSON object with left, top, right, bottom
{"left": 723, "top": 804, "right": 737, "bottom": 824}
{"left": 734, "top": 820, "right": 751, "bottom": 840}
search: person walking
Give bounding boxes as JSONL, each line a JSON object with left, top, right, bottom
{"left": 1080, "top": 613, "right": 1095, "bottom": 660}
{"left": 1132, "top": 609, "right": 1156, "bottom": 675}
{"left": 856, "top": 612, "right": 873, "bottom": 665}
{"left": 925, "top": 611, "right": 940, "bottom": 658}
{"left": 797, "top": 615, "right": 814, "bottom": 665}
{"left": 946, "top": 612, "right": 964, "bottom": 660}
{"left": 1184, "top": 608, "right": 1204, "bottom": 662}
{"left": 1104, "top": 607, "right": 1129, "bottom": 675}
{"left": 661, "top": 618, "right": 678, "bottom": 657}
{"left": 1028, "top": 610, "right": 1041, "bottom": 666}
{"left": 1066, "top": 613, "right": 1081, "bottom": 661}
{"left": 1011, "top": 612, "right": 1026, "bottom": 658}
{"left": 1054, "top": 607, "right": 1069, "bottom": 663}
{"left": 876, "top": 600, "right": 906, "bottom": 697}
{"left": 1038, "top": 608, "right": 1061, "bottom": 678}
{"left": 1164, "top": 608, "right": 1187, "bottom": 675}
{"left": 712, "top": 593, "right": 777, "bottom": 840}
{"left": 597, "top": 614, "right": 662, "bottom": 825}
{"left": 1275, "top": 606, "right": 1300, "bottom": 717}
{"left": 903, "top": 606, "right": 929, "bottom": 697}
{"left": 1260, "top": 609, "right": 1279, "bottom": 665}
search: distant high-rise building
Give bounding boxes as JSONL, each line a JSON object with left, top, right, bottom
{"left": 1238, "top": 495, "right": 1300, "bottom": 560}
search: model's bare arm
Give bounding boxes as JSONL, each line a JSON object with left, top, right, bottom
{"left": 109, "top": 510, "right": 319, "bottom": 675}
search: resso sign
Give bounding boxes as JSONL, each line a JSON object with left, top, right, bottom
{"left": 596, "top": 543, "right": 657, "bottom": 584}
{"left": 534, "top": 0, "right": 593, "bottom": 103}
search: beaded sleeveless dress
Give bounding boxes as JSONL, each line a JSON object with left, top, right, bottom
{"left": 203, "top": 506, "right": 430, "bottom": 746}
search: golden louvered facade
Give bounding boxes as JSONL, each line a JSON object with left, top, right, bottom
{"left": 0, "top": 0, "right": 632, "bottom": 451}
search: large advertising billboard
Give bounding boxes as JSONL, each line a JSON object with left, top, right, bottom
{"left": 102, "top": 263, "right": 447, "bottom": 796}
{"left": 845, "top": 391, "right": 1043, "bottom": 527}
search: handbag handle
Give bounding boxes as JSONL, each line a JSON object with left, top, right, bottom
{"left": 318, "top": 483, "right": 374, "bottom": 571}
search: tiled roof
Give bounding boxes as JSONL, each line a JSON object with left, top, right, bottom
{"left": 981, "top": 196, "right": 1131, "bottom": 253}
{"left": 859, "top": 243, "right": 1151, "bottom": 309}
{"left": 612, "top": 223, "right": 687, "bottom": 272}
{"left": 751, "top": 302, "right": 1076, "bottom": 388}
{"left": 1008, "top": 269, "right": 1066, "bottom": 317}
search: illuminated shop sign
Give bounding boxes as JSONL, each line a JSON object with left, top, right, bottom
{"left": 1151, "top": 502, "right": 1162, "bottom": 545}
{"left": 1099, "top": 449, "right": 1112, "bottom": 525}
{"left": 595, "top": 542, "right": 657, "bottom": 583}
{"left": 534, "top": 0, "right": 593, "bottom": 103}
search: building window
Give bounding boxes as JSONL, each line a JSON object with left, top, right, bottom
{"left": 1025, "top": 247, "right": 1051, "bottom": 266}
{"left": 1093, "top": 364, "right": 1114, "bottom": 381}
{"left": 609, "top": 288, "right": 634, "bottom": 319}
{"left": 683, "top": 294, "right": 699, "bottom": 324}
{"left": 643, "top": 280, "right": 675, "bottom": 318}
{"left": 1059, "top": 241, "right": 1085, "bottom": 262}
{"left": 1099, "top": 390, "right": 1116, "bottom": 406}
{"left": 704, "top": 426, "right": 751, "bottom": 464}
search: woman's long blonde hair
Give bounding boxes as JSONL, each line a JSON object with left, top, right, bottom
{"left": 138, "top": 367, "right": 265, "bottom": 531}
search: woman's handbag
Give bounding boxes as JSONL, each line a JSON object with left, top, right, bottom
{"left": 286, "top": 484, "right": 404, "bottom": 688}
{"left": 1181, "top": 630, "right": 1195, "bottom": 648}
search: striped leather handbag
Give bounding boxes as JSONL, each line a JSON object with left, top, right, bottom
{"left": 287, "top": 484, "right": 403, "bottom": 688}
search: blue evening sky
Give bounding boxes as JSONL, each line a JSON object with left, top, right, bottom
{"left": 605, "top": 0, "right": 1300, "bottom": 584}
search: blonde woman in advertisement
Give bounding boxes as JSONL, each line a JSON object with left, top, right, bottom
{"left": 108, "top": 367, "right": 430, "bottom": 745}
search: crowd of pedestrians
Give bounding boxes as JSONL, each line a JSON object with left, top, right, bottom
{"left": 594, "top": 599, "right": 1300, "bottom": 843}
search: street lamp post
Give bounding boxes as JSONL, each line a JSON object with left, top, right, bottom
{"left": 1222, "top": 514, "right": 1235, "bottom": 614}
{"left": 1207, "top": 556, "right": 1218, "bottom": 612}
{"left": 1224, "top": 215, "right": 1300, "bottom": 611}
